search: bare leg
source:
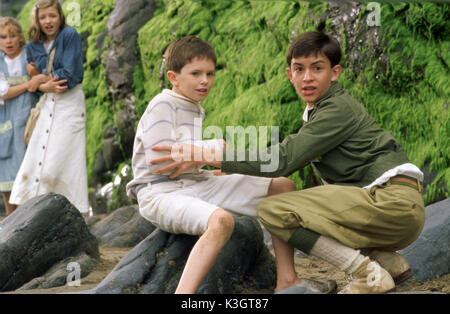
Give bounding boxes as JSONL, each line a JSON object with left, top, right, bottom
{"left": 267, "top": 177, "right": 296, "bottom": 197}
{"left": 262, "top": 178, "right": 299, "bottom": 291}
{"left": 2, "top": 192, "right": 17, "bottom": 216}
{"left": 175, "top": 209, "right": 234, "bottom": 294}
{"left": 271, "top": 234, "right": 302, "bottom": 291}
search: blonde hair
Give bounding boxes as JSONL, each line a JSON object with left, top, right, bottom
{"left": 0, "top": 17, "right": 26, "bottom": 48}
{"left": 28, "top": 0, "right": 66, "bottom": 43}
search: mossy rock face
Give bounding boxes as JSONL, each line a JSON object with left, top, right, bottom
{"left": 16, "top": 1, "right": 449, "bottom": 208}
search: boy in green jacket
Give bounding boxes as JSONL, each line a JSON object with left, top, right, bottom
{"left": 151, "top": 31, "right": 425, "bottom": 294}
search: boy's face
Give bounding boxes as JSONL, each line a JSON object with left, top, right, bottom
{"left": 286, "top": 53, "right": 341, "bottom": 108}
{"left": 0, "top": 27, "right": 22, "bottom": 59}
{"left": 168, "top": 57, "right": 215, "bottom": 102}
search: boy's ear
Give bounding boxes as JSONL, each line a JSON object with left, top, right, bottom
{"left": 331, "top": 64, "right": 342, "bottom": 82}
{"left": 166, "top": 70, "right": 178, "bottom": 87}
{"left": 286, "top": 67, "right": 293, "bottom": 82}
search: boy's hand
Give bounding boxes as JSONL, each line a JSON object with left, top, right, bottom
{"left": 27, "top": 62, "right": 40, "bottom": 77}
{"left": 151, "top": 143, "right": 222, "bottom": 178}
{"left": 151, "top": 144, "right": 201, "bottom": 178}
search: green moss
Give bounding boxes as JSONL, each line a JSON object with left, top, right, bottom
{"left": 18, "top": 0, "right": 449, "bottom": 204}
{"left": 16, "top": 1, "right": 34, "bottom": 39}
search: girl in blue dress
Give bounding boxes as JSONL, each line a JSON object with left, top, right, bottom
{"left": 0, "top": 17, "right": 42, "bottom": 215}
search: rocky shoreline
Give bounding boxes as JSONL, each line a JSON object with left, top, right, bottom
{"left": 0, "top": 194, "right": 448, "bottom": 294}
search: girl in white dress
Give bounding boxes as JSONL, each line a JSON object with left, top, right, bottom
{"left": 10, "top": 0, "right": 89, "bottom": 214}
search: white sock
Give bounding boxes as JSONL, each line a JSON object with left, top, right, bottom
{"left": 310, "top": 236, "right": 368, "bottom": 274}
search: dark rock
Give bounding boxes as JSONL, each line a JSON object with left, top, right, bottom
{"left": 0, "top": 200, "right": 5, "bottom": 217}
{"left": 422, "top": 160, "right": 448, "bottom": 204}
{"left": 325, "top": 1, "right": 385, "bottom": 81}
{"left": 87, "top": 216, "right": 276, "bottom": 294}
{"left": 116, "top": 108, "right": 137, "bottom": 158}
{"left": 104, "top": 0, "right": 159, "bottom": 99}
{"left": 399, "top": 198, "right": 449, "bottom": 281}
{"left": 0, "top": 0, "right": 29, "bottom": 16}
{"left": 90, "top": 205, "right": 156, "bottom": 248}
{"left": 18, "top": 252, "right": 98, "bottom": 290}
{"left": 93, "top": 136, "right": 123, "bottom": 177}
{"left": 0, "top": 193, "right": 99, "bottom": 292}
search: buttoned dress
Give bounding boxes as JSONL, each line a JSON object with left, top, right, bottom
{"left": 10, "top": 27, "right": 88, "bottom": 213}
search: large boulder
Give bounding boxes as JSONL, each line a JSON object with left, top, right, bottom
{"left": 400, "top": 198, "right": 449, "bottom": 281}
{"left": 88, "top": 216, "right": 276, "bottom": 294}
{"left": 89, "top": 205, "right": 156, "bottom": 248}
{"left": 0, "top": 193, "right": 99, "bottom": 292}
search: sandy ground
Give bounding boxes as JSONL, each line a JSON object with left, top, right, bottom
{"left": 2, "top": 245, "right": 448, "bottom": 294}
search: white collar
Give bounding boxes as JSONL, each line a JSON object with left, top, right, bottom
{"left": 302, "top": 105, "right": 314, "bottom": 122}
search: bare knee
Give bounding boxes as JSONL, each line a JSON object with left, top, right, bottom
{"left": 207, "top": 209, "right": 235, "bottom": 237}
{"left": 267, "top": 177, "right": 296, "bottom": 197}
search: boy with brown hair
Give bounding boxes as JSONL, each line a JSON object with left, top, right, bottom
{"left": 126, "top": 36, "right": 297, "bottom": 294}
{"left": 151, "top": 31, "right": 425, "bottom": 294}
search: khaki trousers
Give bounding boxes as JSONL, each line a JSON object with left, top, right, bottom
{"left": 258, "top": 182, "right": 425, "bottom": 251}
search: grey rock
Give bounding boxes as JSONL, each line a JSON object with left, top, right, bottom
{"left": 275, "top": 285, "right": 322, "bottom": 294}
{"left": 422, "top": 160, "right": 448, "bottom": 204}
{"left": 18, "top": 252, "right": 98, "bottom": 290}
{"left": 0, "top": 200, "right": 5, "bottom": 217}
{"left": 399, "top": 198, "right": 449, "bottom": 281}
{"left": 90, "top": 205, "right": 156, "bottom": 248}
{"left": 0, "top": 193, "right": 99, "bottom": 292}
{"left": 104, "top": 0, "right": 159, "bottom": 99}
{"left": 93, "top": 136, "right": 123, "bottom": 177}
{"left": 86, "top": 216, "right": 275, "bottom": 294}
{"left": 0, "top": 0, "right": 29, "bottom": 16}
{"left": 387, "top": 291, "right": 446, "bottom": 294}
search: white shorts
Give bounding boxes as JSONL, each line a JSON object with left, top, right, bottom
{"left": 136, "top": 173, "right": 272, "bottom": 235}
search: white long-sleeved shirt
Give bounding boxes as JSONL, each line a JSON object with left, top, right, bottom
{"left": 126, "top": 89, "right": 223, "bottom": 198}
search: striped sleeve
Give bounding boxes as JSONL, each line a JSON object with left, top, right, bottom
{"left": 139, "top": 100, "right": 177, "bottom": 170}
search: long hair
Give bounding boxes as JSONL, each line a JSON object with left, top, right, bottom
{"left": 0, "top": 17, "right": 26, "bottom": 48}
{"left": 28, "top": 0, "right": 66, "bottom": 43}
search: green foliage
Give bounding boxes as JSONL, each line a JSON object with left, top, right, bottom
{"left": 135, "top": 0, "right": 448, "bottom": 204}
{"left": 18, "top": 0, "right": 449, "bottom": 205}
{"left": 346, "top": 2, "right": 449, "bottom": 203}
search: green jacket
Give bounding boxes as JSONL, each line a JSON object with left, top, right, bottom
{"left": 221, "top": 82, "right": 410, "bottom": 187}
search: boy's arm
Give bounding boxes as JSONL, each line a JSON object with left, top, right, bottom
{"left": 151, "top": 100, "right": 359, "bottom": 178}
{"left": 221, "top": 101, "right": 359, "bottom": 177}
